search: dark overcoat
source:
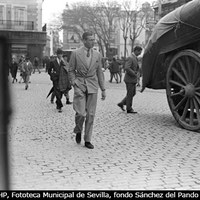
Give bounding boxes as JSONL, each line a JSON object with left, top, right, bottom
{"left": 124, "top": 53, "right": 139, "bottom": 84}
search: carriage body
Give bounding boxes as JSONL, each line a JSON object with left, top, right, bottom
{"left": 141, "top": 0, "right": 200, "bottom": 131}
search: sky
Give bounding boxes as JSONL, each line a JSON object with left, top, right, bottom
{"left": 42, "top": 0, "right": 155, "bottom": 24}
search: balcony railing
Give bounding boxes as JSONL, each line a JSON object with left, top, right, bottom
{"left": 0, "top": 20, "right": 34, "bottom": 31}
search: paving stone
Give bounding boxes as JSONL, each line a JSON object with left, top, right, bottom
{"left": 7, "top": 70, "right": 200, "bottom": 190}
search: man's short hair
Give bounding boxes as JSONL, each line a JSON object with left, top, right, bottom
{"left": 82, "top": 32, "right": 93, "bottom": 40}
{"left": 133, "top": 46, "right": 142, "bottom": 52}
{"left": 56, "top": 48, "right": 63, "bottom": 55}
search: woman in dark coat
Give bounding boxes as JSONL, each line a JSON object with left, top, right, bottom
{"left": 10, "top": 57, "right": 18, "bottom": 83}
{"left": 109, "top": 57, "right": 120, "bottom": 83}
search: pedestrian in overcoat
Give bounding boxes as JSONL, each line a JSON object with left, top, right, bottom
{"left": 117, "top": 46, "right": 142, "bottom": 113}
{"left": 109, "top": 57, "right": 120, "bottom": 83}
{"left": 10, "top": 57, "right": 18, "bottom": 83}
{"left": 48, "top": 48, "right": 71, "bottom": 112}
{"left": 21, "top": 56, "right": 33, "bottom": 90}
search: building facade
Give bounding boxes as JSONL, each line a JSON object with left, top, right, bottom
{"left": 0, "top": 0, "right": 46, "bottom": 64}
{"left": 62, "top": 3, "right": 154, "bottom": 59}
{"left": 62, "top": 11, "right": 99, "bottom": 53}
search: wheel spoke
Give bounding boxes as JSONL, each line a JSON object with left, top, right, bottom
{"left": 174, "top": 96, "right": 187, "bottom": 111}
{"left": 195, "top": 91, "right": 200, "bottom": 97}
{"left": 185, "top": 56, "right": 192, "bottom": 82}
{"left": 195, "top": 87, "right": 200, "bottom": 91}
{"left": 194, "top": 77, "right": 200, "bottom": 87}
{"left": 193, "top": 98, "right": 200, "bottom": 122}
{"left": 192, "top": 61, "right": 199, "bottom": 84}
{"left": 178, "top": 59, "right": 189, "bottom": 82}
{"left": 189, "top": 99, "right": 194, "bottom": 125}
{"left": 195, "top": 96, "right": 200, "bottom": 105}
{"left": 169, "top": 80, "right": 184, "bottom": 88}
{"left": 171, "top": 89, "right": 184, "bottom": 97}
{"left": 172, "top": 68, "right": 187, "bottom": 85}
{"left": 180, "top": 99, "right": 189, "bottom": 121}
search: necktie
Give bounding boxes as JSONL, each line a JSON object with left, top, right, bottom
{"left": 87, "top": 49, "right": 90, "bottom": 57}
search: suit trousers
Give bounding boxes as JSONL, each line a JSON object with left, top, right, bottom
{"left": 53, "top": 81, "right": 63, "bottom": 109}
{"left": 24, "top": 74, "right": 30, "bottom": 87}
{"left": 120, "top": 83, "right": 136, "bottom": 111}
{"left": 73, "top": 86, "right": 97, "bottom": 142}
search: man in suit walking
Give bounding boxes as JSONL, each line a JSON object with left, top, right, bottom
{"left": 117, "top": 46, "right": 142, "bottom": 113}
{"left": 69, "top": 32, "right": 106, "bottom": 149}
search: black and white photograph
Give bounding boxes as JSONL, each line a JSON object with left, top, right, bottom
{"left": 1, "top": 0, "right": 200, "bottom": 192}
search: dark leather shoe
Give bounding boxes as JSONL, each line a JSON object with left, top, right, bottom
{"left": 58, "top": 108, "right": 62, "bottom": 113}
{"left": 66, "top": 101, "right": 72, "bottom": 105}
{"left": 117, "top": 103, "right": 125, "bottom": 111}
{"left": 57, "top": 107, "right": 62, "bottom": 112}
{"left": 85, "top": 142, "right": 94, "bottom": 149}
{"left": 75, "top": 133, "right": 81, "bottom": 144}
{"left": 127, "top": 109, "right": 137, "bottom": 114}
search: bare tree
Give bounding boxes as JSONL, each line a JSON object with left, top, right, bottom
{"left": 84, "top": 0, "right": 121, "bottom": 57}
{"left": 48, "top": 12, "right": 63, "bottom": 31}
{"left": 62, "top": 0, "right": 153, "bottom": 57}
{"left": 141, "top": 2, "right": 155, "bottom": 46}
{"left": 119, "top": 0, "right": 132, "bottom": 61}
{"left": 128, "top": 0, "right": 145, "bottom": 52}
{"left": 62, "top": 2, "right": 90, "bottom": 40}
{"left": 62, "top": 0, "right": 121, "bottom": 57}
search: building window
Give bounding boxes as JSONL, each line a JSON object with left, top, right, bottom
{"left": 0, "top": 5, "right": 5, "bottom": 23}
{"left": 0, "top": 6, "right": 3, "bottom": 20}
{"left": 67, "top": 32, "right": 80, "bottom": 43}
{"left": 14, "top": 7, "right": 25, "bottom": 25}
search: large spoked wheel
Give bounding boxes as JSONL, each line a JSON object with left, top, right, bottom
{"left": 166, "top": 50, "right": 200, "bottom": 131}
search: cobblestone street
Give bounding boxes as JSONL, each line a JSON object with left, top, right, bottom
{"left": 8, "top": 70, "right": 200, "bottom": 190}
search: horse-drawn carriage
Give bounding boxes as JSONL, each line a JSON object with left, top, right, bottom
{"left": 141, "top": 0, "right": 200, "bottom": 131}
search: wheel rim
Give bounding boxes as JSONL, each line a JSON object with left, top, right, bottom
{"left": 166, "top": 50, "right": 200, "bottom": 131}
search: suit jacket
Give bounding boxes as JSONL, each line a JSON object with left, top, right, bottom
{"left": 21, "top": 61, "right": 33, "bottom": 75}
{"left": 124, "top": 53, "right": 139, "bottom": 84}
{"left": 69, "top": 47, "right": 105, "bottom": 94}
{"left": 48, "top": 58, "right": 64, "bottom": 82}
{"left": 48, "top": 58, "right": 71, "bottom": 91}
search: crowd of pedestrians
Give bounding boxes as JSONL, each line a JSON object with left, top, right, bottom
{"left": 108, "top": 57, "right": 123, "bottom": 83}
{"left": 104, "top": 55, "right": 142, "bottom": 86}
{"left": 9, "top": 55, "right": 34, "bottom": 90}
{"left": 9, "top": 55, "right": 54, "bottom": 89}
